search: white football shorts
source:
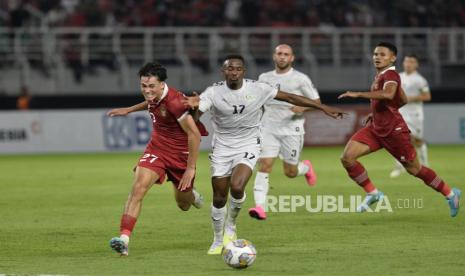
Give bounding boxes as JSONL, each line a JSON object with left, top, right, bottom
{"left": 260, "top": 132, "right": 304, "bottom": 165}
{"left": 209, "top": 143, "right": 261, "bottom": 177}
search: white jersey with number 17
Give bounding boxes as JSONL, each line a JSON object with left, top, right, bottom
{"left": 199, "top": 79, "right": 278, "bottom": 149}
{"left": 259, "top": 68, "right": 320, "bottom": 135}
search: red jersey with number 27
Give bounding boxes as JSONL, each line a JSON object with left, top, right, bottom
{"left": 369, "top": 67, "right": 408, "bottom": 137}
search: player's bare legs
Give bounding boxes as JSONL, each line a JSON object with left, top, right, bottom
{"left": 111, "top": 166, "right": 159, "bottom": 256}
{"left": 282, "top": 161, "right": 298, "bottom": 177}
{"left": 208, "top": 164, "right": 252, "bottom": 254}
{"left": 402, "top": 156, "right": 460, "bottom": 217}
{"left": 225, "top": 164, "right": 252, "bottom": 243}
{"left": 341, "top": 140, "right": 384, "bottom": 212}
{"left": 283, "top": 160, "right": 316, "bottom": 186}
{"left": 124, "top": 167, "right": 159, "bottom": 217}
{"left": 258, "top": 158, "right": 275, "bottom": 173}
{"left": 173, "top": 186, "right": 196, "bottom": 211}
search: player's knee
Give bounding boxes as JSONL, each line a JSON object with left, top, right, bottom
{"left": 229, "top": 184, "right": 245, "bottom": 199}
{"left": 213, "top": 195, "right": 227, "bottom": 208}
{"left": 258, "top": 163, "right": 273, "bottom": 173}
{"left": 131, "top": 183, "right": 149, "bottom": 200}
{"left": 284, "top": 168, "right": 298, "bottom": 178}
{"left": 340, "top": 155, "right": 355, "bottom": 168}
{"left": 404, "top": 161, "right": 420, "bottom": 175}
{"left": 177, "top": 202, "right": 191, "bottom": 211}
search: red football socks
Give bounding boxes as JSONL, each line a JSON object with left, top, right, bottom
{"left": 345, "top": 161, "right": 376, "bottom": 193}
{"left": 415, "top": 166, "right": 451, "bottom": 196}
{"left": 120, "top": 214, "right": 137, "bottom": 237}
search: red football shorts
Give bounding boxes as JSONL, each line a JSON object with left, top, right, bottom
{"left": 136, "top": 145, "right": 193, "bottom": 191}
{"left": 351, "top": 126, "right": 416, "bottom": 163}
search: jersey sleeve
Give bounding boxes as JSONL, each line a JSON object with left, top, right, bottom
{"left": 257, "top": 81, "right": 279, "bottom": 104}
{"left": 382, "top": 70, "right": 400, "bottom": 89}
{"left": 419, "top": 76, "right": 430, "bottom": 93}
{"left": 167, "top": 94, "right": 189, "bottom": 121}
{"left": 301, "top": 75, "right": 320, "bottom": 100}
{"left": 199, "top": 87, "right": 214, "bottom": 113}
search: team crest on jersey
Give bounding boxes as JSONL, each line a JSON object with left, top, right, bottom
{"left": 159, "top": 105, "right": 167, "bottom": 117}
{"left": 245, "top": 95, "right": 256, "bottom": 101}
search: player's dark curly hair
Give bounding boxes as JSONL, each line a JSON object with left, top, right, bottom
{"left": 377, "top": 42, "right": 397, "bottom": 56}
{"left": 223, "top": 54, "right": 246, "bottom": 66}
{"left": 138, "top": 62, "right": 168, "bottom": 81}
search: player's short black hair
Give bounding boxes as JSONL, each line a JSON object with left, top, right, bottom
{"left": 138, "top": 62, "right": 167, "bottom": 81}
{"left": 376, "top": 42, "right": 397, "bottom": 56}
{"left": 404, "top": 53, "right": 419, "bottom": 60}
{"left": 223, "top": 54, "right": 246, "bottom": 66}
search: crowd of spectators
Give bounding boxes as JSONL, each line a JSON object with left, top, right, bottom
{"left": 1, "top": 0, "right": 465, "bottom": 28}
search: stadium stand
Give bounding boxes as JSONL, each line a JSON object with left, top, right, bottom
{"left": 0, "top": 0, "right": 464, "bottom": 108}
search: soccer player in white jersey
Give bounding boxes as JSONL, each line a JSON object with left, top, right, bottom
{"left": 390, "top": 54, "right": 431, "bottom": 178}
{"left": 249, "top": 44, "right": 320, "bottom": 220}
{"left": 183, "top": 54, "right": 346, "bottom": 255}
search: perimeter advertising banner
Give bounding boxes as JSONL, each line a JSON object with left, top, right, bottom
{"left": 0, "top": 104, "right": 464, "bottom": 154}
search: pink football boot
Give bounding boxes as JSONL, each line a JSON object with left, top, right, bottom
{"left": 303, "top": 160, "right": 317, "bottom": 186}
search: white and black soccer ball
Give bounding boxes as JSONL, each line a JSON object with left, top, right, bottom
{"left": 222, "top": 239, "right": 257, "bottom": 269}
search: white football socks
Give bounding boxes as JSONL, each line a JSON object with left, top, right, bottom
{"left": 211, "top": 205, "right": 227, "bottom": 242}
{"left": 297, "top": 161, "right": 310, "bottom": 176}
{"left": 253, "top": 172, "right": 269, "bottom": 208}
{"left": 225, "top": 193, "right": 246, "bottom": 230}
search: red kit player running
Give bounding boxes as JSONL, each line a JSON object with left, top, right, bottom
{"left": 338, "top": 42, "right": 461, "bottom": 216}
{"left": 107, "top": 62, "right": 206, "bottom": 256}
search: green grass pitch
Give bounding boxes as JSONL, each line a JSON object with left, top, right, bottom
{"left": 1, "top": 145, "right": 464, "bottom": 275}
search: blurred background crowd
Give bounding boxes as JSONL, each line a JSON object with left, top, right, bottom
{"left": 2, "top": 0, "right": 465, "bottom": 28}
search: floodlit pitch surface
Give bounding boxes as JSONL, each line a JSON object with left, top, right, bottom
{"left": 1, "top": 145, "right": 464, "bottom": 275}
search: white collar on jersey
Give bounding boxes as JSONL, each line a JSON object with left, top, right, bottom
{"left": 273, "top": 67, "right": 294, "bottom": 76}
{"left": 155, "top": 83, "right": 169, "bottom": 104}
{"left": 379, "top": 66, "right": 396, "bottom": 75}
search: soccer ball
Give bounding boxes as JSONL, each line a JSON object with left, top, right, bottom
{"left": 222, "top": 239, "right": 257, "bottom": 269}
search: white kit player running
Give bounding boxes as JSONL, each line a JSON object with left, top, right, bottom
{"left": 390, "top": 54, "right": 431, "bottom": 178}
{"left": 182, "top": 54, "right": 346, "bottom": 255}
{"left": 249, "top": 44, "right": 320, "bottom": 220}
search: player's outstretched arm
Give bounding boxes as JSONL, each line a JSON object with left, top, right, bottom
{"left": 275, "top": 91, "right": 346, "bottom": 119}
{"left": 338, "top": 82, "right": 397, "bottom": 101}
{"left": 178, "top": 114, "right": 201, "bottom": 191}
{"left": 290, "top": 98, "right": 321, "bottom": 114}
{"left": 107, "top": 101, "right": 148, "bottom": 117}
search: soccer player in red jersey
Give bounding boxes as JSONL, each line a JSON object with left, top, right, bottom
{"left": 107, "top": 62, "right": 205, "bottom": 256}
{"left": 338, "top": 42, "right": 461, "bottom": 216}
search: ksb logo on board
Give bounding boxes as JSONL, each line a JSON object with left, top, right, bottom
{"left": 102, "top": 114, "right": 151, "bottom": 149}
